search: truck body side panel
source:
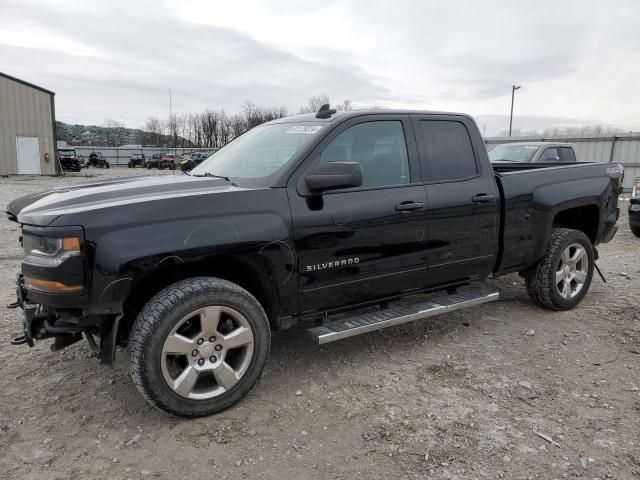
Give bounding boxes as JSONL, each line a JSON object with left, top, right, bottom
{"left": 495, "top": 163, "right": 622, "bottom": 274}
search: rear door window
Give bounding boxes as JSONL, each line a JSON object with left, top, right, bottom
{"left": 559, "top": 147, "right": 576, "bottom": 162}
{"left": 418, "top": 120, "right": 478, "bottom": 182}
{"left": 539, "top": 147, "right": 560, "bottom": 162}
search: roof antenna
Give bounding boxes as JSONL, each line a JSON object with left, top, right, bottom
{"left": 316, "top": 103, "right": 337, "bottom": 119}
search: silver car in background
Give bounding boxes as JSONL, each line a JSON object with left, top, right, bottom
{"left": 488, "top": 142, "right": 577, "bottom": 163}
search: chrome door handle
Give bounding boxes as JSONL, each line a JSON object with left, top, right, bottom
{"left": 395, "top": 202, "right": 424, "bottom": 212}
{"left": 471, "top": 194, "right": 495, "bottom": 203}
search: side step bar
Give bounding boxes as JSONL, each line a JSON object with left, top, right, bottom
{"left": 308, "top": 288, "right": 499, "bottom": 345}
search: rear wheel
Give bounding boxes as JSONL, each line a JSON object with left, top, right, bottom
{"left": 129, "top": 277, "right": 270, "bottom": 417}
{"left": 631, "top": 226, "right": 640, "bottom": 237}
{"left": 525, "top": 228, "right": 594, "bottom": 310}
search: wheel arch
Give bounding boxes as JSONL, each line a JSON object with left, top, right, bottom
{"left": 117, "top": 254, "right": 283, "bottom": 347}
{"left": 552, "top": 204, "right": 601, "bottom": 244}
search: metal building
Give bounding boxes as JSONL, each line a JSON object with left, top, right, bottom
{"left": 0, "top": 72, "right": 57, "bottom": 176}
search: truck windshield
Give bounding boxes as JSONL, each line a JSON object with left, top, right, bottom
{"left": 58, "top": 150, "right": 75, "bottom": 157}
{"left": 488, "top": 144, "right": 538, "bottom": 162}
{"left": 191, "top": 123, "right": 323, "bottom": 179}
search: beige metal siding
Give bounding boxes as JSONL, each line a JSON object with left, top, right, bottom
{"left": 0, "top": 75, "right": 56, "bottom": 175}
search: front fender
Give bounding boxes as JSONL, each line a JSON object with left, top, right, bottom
{"left": 86, "top": 214, "right": 294, "bottom": 315}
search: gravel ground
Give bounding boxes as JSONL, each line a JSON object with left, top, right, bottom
{"left": 0, "top": 167, "right": 639, "bottom": 480}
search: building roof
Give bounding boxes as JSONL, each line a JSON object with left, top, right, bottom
{"left": 0, "top": 71, "right": 55, "bottom": 96}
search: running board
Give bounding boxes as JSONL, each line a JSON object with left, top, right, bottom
{"left": 308, "top": 288, "right": 499, "bottom": 345}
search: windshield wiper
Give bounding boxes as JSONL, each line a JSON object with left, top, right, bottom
{"left": 192, "top": 172, "right": 231, "bottom": 181}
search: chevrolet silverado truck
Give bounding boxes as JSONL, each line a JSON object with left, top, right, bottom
{"left": 7, "top": 106, "right": 623, "bottom": 417}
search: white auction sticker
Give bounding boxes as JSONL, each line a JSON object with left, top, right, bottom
{"left": 286, "top": 125, "right": 323, "bottom": 135}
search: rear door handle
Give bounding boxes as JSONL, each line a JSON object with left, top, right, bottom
{"left": 471, "top": 194, "right": 495, "bottom": 203}
{"left": 395, "top": 201, "right": 424, "bottom": 212}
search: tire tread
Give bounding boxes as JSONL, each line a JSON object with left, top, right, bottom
{"left": 128, "top": 277, "right": 270, "bottom": 417}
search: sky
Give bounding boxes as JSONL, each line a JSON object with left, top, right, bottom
{"left": 1, "top": 0, "right": 639, "bottom": 136}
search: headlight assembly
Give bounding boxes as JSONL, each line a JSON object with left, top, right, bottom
{"left": 23, "top": 233, "right": 81, "bottom": 267}
{"left": 22, "top": 233, "right": 84, "bottom": 294}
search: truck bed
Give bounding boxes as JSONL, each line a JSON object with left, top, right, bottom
{"left": 492, "top": 161, "right": 622, "bottom": 276}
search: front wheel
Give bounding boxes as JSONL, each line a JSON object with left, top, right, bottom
{"left": 525, "top": 228, "right": 594, "bottom": 310}
{"left": 631, "top": 226, "right": 640, "bottom": 237}
{"left": 129, "top": 277, "right": 271, "bottom": 417}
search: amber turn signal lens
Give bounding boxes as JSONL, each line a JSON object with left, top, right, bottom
{"left": 24, "top": 276, "right": 83, "bottom": 294}
{"left": 62, "top": 236, "right": 81, "bottom": 251}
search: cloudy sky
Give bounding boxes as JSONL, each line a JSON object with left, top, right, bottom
{"left": 1, "top": 0, "right": 639, "bottom": 135}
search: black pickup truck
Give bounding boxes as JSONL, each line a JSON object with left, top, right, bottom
{"left": 7, "top": 107, "right": 623, "bottom": 417}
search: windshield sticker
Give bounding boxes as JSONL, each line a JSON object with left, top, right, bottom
{"left": 286, "top": 125, "right": 323, "bottom": 135}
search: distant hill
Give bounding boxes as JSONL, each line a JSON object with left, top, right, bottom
{"left": 56, "top": 121, "right": 190, "bottom": 147}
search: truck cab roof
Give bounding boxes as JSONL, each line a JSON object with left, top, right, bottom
{"left": 267, "top": 109, "right": 474, "bottom": 124}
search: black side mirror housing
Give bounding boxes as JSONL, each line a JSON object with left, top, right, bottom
{"left": 304, "top": 161, "right": 363, "bottom": 193}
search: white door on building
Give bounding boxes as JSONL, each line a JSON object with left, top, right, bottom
{"left": 16, "top": 136, "right": 41, "bottom": 174}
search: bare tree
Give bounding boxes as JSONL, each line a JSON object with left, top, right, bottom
{"left": 541, "top": 125, "right": 624, "bottom": 138}
{"left": 335, "top": 99, "right": 353, "bottom": 111}
{"left": 298, "top": 94, "right": 331, "bottom": 114}
{"left": 102, "top": 119, "right": 124, "bottom": 146}
{"left": 143, "top": 117, "right": 163, "bottom": 146}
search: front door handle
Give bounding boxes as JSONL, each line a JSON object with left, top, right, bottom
{"left": 395, "top": 201, "right": 424, "bottom": 212}
{"left": 471, "top": 194, "right": 495, "bottom": 203}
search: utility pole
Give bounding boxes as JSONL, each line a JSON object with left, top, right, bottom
{"left": 169, "top": 88, "right": 173, "bottom": 150}
{"left": 509, "top": 84, "right": 521, "bottom": 137}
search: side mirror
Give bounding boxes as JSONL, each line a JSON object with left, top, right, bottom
{"left": 305, "top": 161, "right": 362, "bottom": 193}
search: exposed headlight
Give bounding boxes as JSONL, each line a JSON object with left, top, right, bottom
{"left": 23, "top": 234, "right": 81, "bottom": 266}
{"left": 22, "top": 233, "right": 84, "bottom": 293}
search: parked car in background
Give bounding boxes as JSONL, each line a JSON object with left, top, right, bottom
{"left": 128, "top": 153, "right": 146, "bottom": 168}
{"left": 180, "top": 152, "right": 209, "bottom": 172}
{"left": 159, "top": 154, "right": 179, "bottom": 170}
{"left": 488, "top": 142, "right": 577, "bottom": 163}
{"left": 629, "top": 177, "right": 640, "bottom": 237}
{"left": 87, "top": 152, "right": 109, "bottom": 168}
{"left": 57, "top": 148, "right": 81, "bottom": 172}
{"left": 146, "top": 153, "right": 163, "bottom": 169}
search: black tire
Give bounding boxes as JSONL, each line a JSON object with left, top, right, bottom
{"left": 525, "top": 228, "right": 594, "bottom": 310}
{"left": 631, "top": 226, "right": 640, "bottom": 237}
{"left": 128, "top": 277, "right": 271, "bottom": 417}
{"left": 128, "top": 163, "right": 133, "bottom": 168}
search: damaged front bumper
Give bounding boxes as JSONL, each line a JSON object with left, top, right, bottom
{"left": 8, "top": 274, "right": 107, "bottom": 358}
{"left": 8, "top": 274, "right": 37, "bottom": 346}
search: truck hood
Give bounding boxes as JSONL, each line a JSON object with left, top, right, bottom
{"left": 7, "top": 174, "right": 245, "bottom": 226}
